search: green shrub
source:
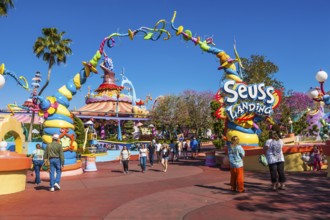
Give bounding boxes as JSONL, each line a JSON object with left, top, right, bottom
{"left": 212, "top": 138, "right": 225, "bottom": 150}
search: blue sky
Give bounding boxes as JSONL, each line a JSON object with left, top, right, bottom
{"left": 1, "top": 0, "right": 330, "bottom": 110}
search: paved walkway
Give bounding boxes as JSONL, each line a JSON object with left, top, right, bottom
{"left": 0, "top": 157, "right": 329, "bottom": 220}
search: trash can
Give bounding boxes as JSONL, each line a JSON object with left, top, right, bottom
{"left": 84, "top": 155, "right": 97, "bottom": 172}
{"left": 205, "top": 151, "right": 216, "bottom": 166}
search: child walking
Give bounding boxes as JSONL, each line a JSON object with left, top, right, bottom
{"left": 228, "top": 136, "right": 245, "bottom": 193}
{"left": 312, "top": 145, "right": 322, "bottom": 171}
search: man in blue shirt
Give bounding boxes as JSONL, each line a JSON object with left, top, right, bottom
{"left": 190, "top": 137, "right": 199, "bottom": 159}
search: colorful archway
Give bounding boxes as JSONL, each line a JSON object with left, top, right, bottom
{"left": 33, "top": 11, "right": 282, "bottom": 168}
{"left": 0, "top": 115, "right": 25, "bottom": 153}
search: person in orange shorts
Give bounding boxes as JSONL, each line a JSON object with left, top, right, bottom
{"left": 228, "top": 136, "right": 245, "bottom": 193}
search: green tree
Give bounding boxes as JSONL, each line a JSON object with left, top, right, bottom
{"left": 241, "top": 55, "right": 283, "bottom": 89}
{"left": 293, "top": 112, "right": 309, "bottom": 136}
{"left": 0, "top": 0, "right": 14, "bottom": 17}
{"left": 73, "top": 114, "right": 84, "bottom": 149}
{"left": 182, "top": 90, "right": 214, "bottom": 138}
{"left": 28, "top": 28, "right": 72, "bottom": 142}
{"left": 150, "top": 95, "right": 179, "bottom": 140}
{"left": 123, "top": 120, "right": 134, "bottom": 140}
{"left": 33, "top": 28, "right": 72, "bottom": 95}
{"left": 150, "top": 91, "right": 214, "bottom": 140}
{"left": 210, "top": 100, "right": 225, "bottom": 150}
{"left": 240, "top": 54, "right": 284, "bottom": 146}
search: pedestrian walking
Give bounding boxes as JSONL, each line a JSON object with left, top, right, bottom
{"left": 177, "top": 140, "right": 182, "bottom": 159}
{"left": 155, "top": 140, "right": 162, "bottom": 163}
{"left": 228, "top": 136, "right": 245, "bottom": 193}
{"left": 190, "top": 137, "right": 199, "bottom": 159}
{"left": 311, "top": 145, "right": 322, "bottom": 171}
{"left": 264, "top": 131, "right": 286, "bottom": 191}
{"left": 148, "top": 140, "right": 156, "bottom": 167}
{"left": 44, "top": 134, "right": 64, "bottom": 192}
{"left": 119, "top": 146, "right": 131, "bottom": 174}
{"left": 169, "top": 139, "right": 176, "bottom": 162}
{"left": 174, "top": 140, "right": 179, "bottom": 161}
{"left": 161, "top": 144, "right": 170, "bottom": 172}
{"left": 31, "top": 143, "right": 44, "bottom": 185}
{"left": 139, "top": 144, "right": 148, "bottom": 173}
{"left": 182, "top": 139, "right": 188, "bottom": 159}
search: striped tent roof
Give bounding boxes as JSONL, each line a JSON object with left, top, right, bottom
{"left": 12, "top": 113, "right": 44, "bottom": 124}
{"left": 72, "top": 101, "right": 132, "bottom": 117}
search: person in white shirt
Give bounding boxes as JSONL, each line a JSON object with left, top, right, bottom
{"left": 264, "top": 131, "right": 286, "bottom": 191}
{"left": 155, "top": 140, "right": 162, "bottom": 163}
{"left": 139, "top": 144, "right": 148, "bottom": 173}
{"left": 182, "top": 140, "right": 188, "bottom": 159}
{"left": 119, "top": 146, "right": 131, "bottom": 174}
{"left": 32, "top": 143, "right": 44, "bottom": 185}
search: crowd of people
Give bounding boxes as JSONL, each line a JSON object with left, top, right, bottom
{"left": 31, "top": 134, "right": 64, "bottom": 192}
{"left": 30, "top": 131, "right": 328, "bottom": 194}
{"left": 119, "top": 138, "right": 201, "bottom": 174}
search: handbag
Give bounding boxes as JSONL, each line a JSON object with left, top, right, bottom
{"left": 43, "top": 146, "right": 50, "bottom": 167}
{"left": 44, "top": 159, "right": 50, "bottom": 167}
{"left": 258, "top": 154, "right": 268, "bottom": 166}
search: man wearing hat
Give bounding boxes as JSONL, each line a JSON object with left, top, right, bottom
{"left": 44, "top": 133, "right": 64, "bottom": 192}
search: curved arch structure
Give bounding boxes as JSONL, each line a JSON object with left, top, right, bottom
{"left": 0, "top": 115, "right": 25, "bottom": 153}
{"left": 35, "top": 54, "right": 101, "bottom": 165}
{"left": 32, "top": 11, "right": 282, "bottom": 166}
{"left": 121, "top": 75, "right": 137, "bottom": 106}
{"left": 0, "top": 115, "right": 30, "bottom": 195}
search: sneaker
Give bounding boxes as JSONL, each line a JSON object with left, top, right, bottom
{"left": 54, "top": 183, "right": 61, "bottom": 190}
{"left": 50, "top": 187, "right": 55, "bottom": 192}
{"left": 278, "top": 184, "right": 286, "bottom": 190}
{"left": 271, "top": 184, "right": 277, "bottom": 191}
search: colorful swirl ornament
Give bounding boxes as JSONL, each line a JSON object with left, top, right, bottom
{"left": 33, "top": 10, "right": 282, "bottom": 167}
{"left": 170, "top": 11, "right": 282, "bottom": 146}
{"left": 34, "top": 51, "right": 101, "bottom": 165}
{"left": 0, "top": 63, "right": 29, "bottom": 91}
{"left": 34, "top": 18, "right": 173, "bottom": 165}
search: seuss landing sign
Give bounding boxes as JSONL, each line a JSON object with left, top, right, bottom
{"left": 222, "top": 80, "right": 277, "bottom": 121}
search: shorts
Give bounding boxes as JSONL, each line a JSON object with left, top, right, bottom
{"left": 162, "top": 156, "right": 169, "bottom": 161}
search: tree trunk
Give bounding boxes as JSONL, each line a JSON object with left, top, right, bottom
{"left": 38, "top": 63, "right": 52, "bottom": 97}
{"left": 27, "top": 63, "right": 52, "bottom": 142}
{"left": 27, "top": 112, "right": 35, "bottom": 142}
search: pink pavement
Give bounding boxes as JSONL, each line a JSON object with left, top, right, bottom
{"left": 0, "top": 158, "right": 329, "bottom": 220}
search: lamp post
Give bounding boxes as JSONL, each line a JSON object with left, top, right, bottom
{"left": 288, "top": 117, "right": 293, "bottom": 134}
{"left": 315, "top": 70, "right": 328, "bottom": 94}
{"left": 308, "top": 70, "right": 328, "bottom": 102}
{"left": 116, "top": 88, "right": 122, "bottom": 141}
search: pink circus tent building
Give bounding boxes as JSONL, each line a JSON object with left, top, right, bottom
{"left": 12, "top": 113, "right": 44, "bottom": 124}
{"left": 72, "top": 62, "right": 149, "bottom": 120}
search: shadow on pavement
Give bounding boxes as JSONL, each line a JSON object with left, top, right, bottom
{"left": 233, "top": 171, "right": 330, "bottom": 218}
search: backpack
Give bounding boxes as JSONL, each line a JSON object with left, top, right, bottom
{"left": 258, "top": 154, "right": 268, "bottom": 166}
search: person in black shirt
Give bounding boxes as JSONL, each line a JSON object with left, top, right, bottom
{"left": 148, "top": 141, "right": 156, "bottom": 167}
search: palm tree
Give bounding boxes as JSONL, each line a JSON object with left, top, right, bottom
{"left": 0, "top": 0, "right": 14, "bottom": 16}
{"left": 33, "top": 28, "right": 72, "bottom": 95}
{"left": 28, "top": 28, "right": 72, "bottom": 141}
